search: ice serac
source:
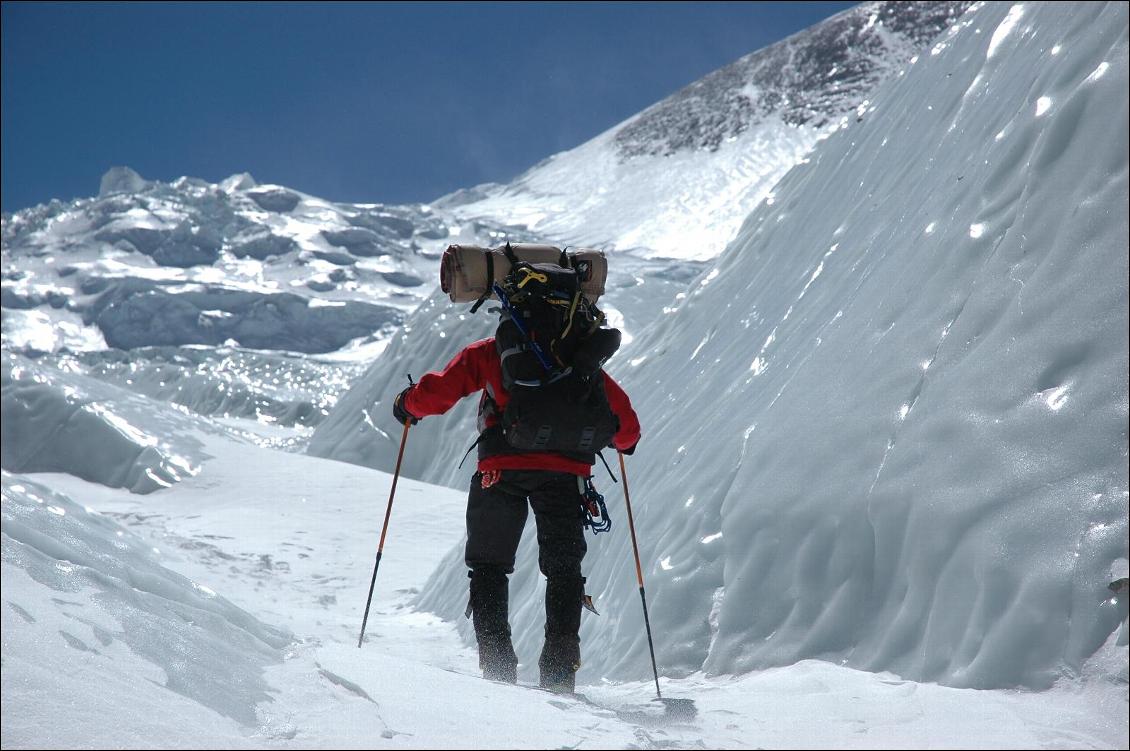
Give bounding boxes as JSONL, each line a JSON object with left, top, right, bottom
{"left": 1, "top": 352, "right": 210, "bottom": 493}
{"left": 90, "top": 281, "right": 400, "bottom": 353}
{"left": 98, "top": 166, "right": 149, "bottom": 197}
{"left": 1, "top": 169, "right": 462, "bottom": 358}
{"left": 419, "top": 1, "right": 1129, "bottom": 690}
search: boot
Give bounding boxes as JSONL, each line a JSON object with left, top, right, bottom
{"left": 468, "top": 568, "right": 517, "bottom": 683}
{"left": 480, "top": 635, "right": 518, "bottom": 684}
{"left": 538, "top": 632, "right": 580, "bottom": 694}
{"left": 538, "top": 573, "right": 584, "bottom": 693}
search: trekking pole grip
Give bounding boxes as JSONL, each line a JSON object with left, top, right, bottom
{"left": 358, "top": 419, "right": 412, "bottom": 647}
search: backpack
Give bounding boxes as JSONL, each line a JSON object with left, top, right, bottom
{"left": 490, "top": 247, "right": 622, "bottom": 455}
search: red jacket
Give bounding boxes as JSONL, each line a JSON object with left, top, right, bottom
{"left": 404, "top": 337, "right": 640, "bottom": 476}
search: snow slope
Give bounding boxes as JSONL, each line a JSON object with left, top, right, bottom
{"left": 416, "top": 0, "right": 1130, "bottom": 691}
{"left": 441, "top": 2, "right": 974, "bottom": 262}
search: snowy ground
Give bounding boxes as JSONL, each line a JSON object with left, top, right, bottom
{"left": 3, "top": 420, "right": 1126, "bottom": 749}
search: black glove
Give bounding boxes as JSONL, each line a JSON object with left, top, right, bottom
{"left": 620, "top": 441, "right": 637, "bottom": 456}
{"left": 392, "top": 387, "right": 419, "bottom": 426}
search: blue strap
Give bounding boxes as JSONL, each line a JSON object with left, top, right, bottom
{"left": 493, "top": 282, "right": 555, "bottom": 373}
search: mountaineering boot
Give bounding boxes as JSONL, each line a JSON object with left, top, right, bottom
{"left": 538, "top": 632, "right": 580, "bottom": 694}
{"left": 538, "top": 573, "right": 584, "bottom": 693}
{"left": 468, "top": 568, "right": 518, "bottom": 683}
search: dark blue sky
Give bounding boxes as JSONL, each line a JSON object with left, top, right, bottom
{"left": 2, "top": 1, "right": 857, "bottom": 213}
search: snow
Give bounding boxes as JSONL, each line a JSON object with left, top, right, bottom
{"left": 2, "top": 1, "right": 1128, "bottom": 748}
{"left": 437, "top": 1, "right": 973, "bottom": 263}
{"left": 443, "top": 118, "right": 822, "bottom": 262}
{"left": 450, "top": 0, "right": 1128, "bottom": 690}
{"left": 3, "top": 426, "right": 1126, "bottom": 748}
{"left": 320, "top": 0, "right": 1129, "bottom": 699}
{"left": 304, "top": 0, "right": 973, "bottom": 490}
{"left": 1, "top": 167, "right": 511, "bottom": 359}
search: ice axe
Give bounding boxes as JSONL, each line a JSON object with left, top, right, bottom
{"left": 617, "top": 450, "right": 698, "bottom": 722}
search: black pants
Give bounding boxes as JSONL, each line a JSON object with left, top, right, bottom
{"left": 465, "top": 469, "right": 587, "bottom": 686}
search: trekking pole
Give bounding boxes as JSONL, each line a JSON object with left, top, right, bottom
{"left": 357, "top": 419, "right": 411, "bottom": 647}
{"left": 617, "top": 450, "right": 663, "bottom": 698}
{"left": 617, "top": 452, "right": 697, "bottom": 720}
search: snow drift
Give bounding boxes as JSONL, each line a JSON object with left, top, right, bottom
{"left": 1, "top": 473, "right": 291, "bottom": 744}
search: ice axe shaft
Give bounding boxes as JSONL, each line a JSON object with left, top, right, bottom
{"left": 357, "top": 419, "right": 411, "bottom": 647}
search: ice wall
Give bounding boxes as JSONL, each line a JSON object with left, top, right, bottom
{"left": 419, "top": 1, "right": 1129, "bottom": 690}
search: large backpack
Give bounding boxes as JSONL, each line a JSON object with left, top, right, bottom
{"left": 490, "top": 246, "right": 621, "bottom": 455}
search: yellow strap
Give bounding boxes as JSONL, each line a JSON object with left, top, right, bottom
{"left": 516, "top": 268, "right": 549, "bottom": 288}
{"left": 558, "top": 290, "right": 581, "bottom": 340}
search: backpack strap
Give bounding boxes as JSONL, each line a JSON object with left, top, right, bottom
{"left": 595, "top": 450, "right": 618, "bottom": 483}
{"left": 457, "top": 434, "right": 484, "bottom": 469}
{"left": 557, "top": 290, "right": 582, "bottom": 342}
{"left": 514, "top": 265, "right": 549, "bottom": 290}
{"left": 468, "top": 251, "right": 495, "bottom": 314}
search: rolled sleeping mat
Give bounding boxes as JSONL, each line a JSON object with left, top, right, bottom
{"left": 566, "top": 247, "right": 608, "bottom": 301}
{"left": 441, "top": 243, "right": 607, "bottom": 303}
